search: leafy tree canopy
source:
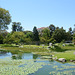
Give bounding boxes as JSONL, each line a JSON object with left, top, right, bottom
{"left": 49, "top": 24, "right": 55, "bottom": 36}
{"left": 52, "top": 29, "right": 66, "bottom": 43}
{"left": 0, "top": 8, "right": 11, "bottom": 30}
{"left": 42, "top": 28, "right": 50, "bottom": 40}
{"left": 12, "top": 22, "right": 23, "bottom": 32}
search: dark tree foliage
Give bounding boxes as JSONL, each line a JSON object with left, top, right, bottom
{"left": 12, "top": 22, "right": 23, "bottom": 32}
{"left": 0, "top": 8, "right": 11, "bottom": 30}
{"left": 68, "top": 27, "right": 72, "bottom": 35}
{"left": 33, "top": 26, "right": 39, "bottom": 41}
{"left": 49, "top": 24, "right": 55, "bottom": 36}
{"left": 52, "top": 29, "right": 66, "bottom": 43}
{"left": 66, "top": 32, "right": 72, "bottom": 41}
{"left": 61, "top": 27, "right": 63, "bottom": 29}
{"left": 19, "top": 26, "right": 23, "bottom": 31}
{"left": 17, "top": 22, "right": 21, "bottom": 31}
{"left": 0, "top": 34, "right": 3, "bottom": 44}
{"left": 56, "top": 27, "right": 59, "bottom": 29}
{"left": 12, "top": 22, "right": 17, "bottom": 31}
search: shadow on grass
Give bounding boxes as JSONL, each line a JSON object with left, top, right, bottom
{"left": 51, "top": 46, "right": 68, "bottom": 52}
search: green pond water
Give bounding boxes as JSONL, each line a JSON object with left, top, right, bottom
{"left": 0, "top": 51, "right": 75, "bottom": 75}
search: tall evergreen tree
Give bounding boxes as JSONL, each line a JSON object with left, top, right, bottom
{"left": 33, "top": 26, "right": 39, "bottom": 41}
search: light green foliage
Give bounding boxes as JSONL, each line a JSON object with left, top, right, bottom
{"left": 48, "top": 37, "right": 56, "bottom": 44}
{"left": 4, "top": 32, "right": 25, "bottom": 44}
{"left": 12, "top": 32, "right": 24, "bottom": 38}
{"left": 41, "top": 28, "right": 50, "bottom": 43}
{"left": 40, "top": 37, "right": 46, "bottom": 43}
{"left": 0, "top": 8, "right": 11, "bottom": 30}
{"left": 42, "top": 28, "right": 50, "bottom": 39}
{"left": 25, "top": 32, "right": 33, "bottom": 43}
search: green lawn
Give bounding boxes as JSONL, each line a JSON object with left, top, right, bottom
{"left": 0, "top": 44, "right": 49, "bottom": 53}
{"left": 55, "top": 51, "right": 75, "bottom": 61}
{"left": 50, "top": 43, "right": 75, "bottom": 61}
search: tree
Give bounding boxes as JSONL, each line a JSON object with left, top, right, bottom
{"left": 12, "top": 22, "right": 17, "bottom": 32}
{"left": 56, "top": 27, "right": 59, "bottom": 29}
{"left": 49, "top": 24, "right": 55, "bottom": 36}
{"left": 68, "top": 27, "right": 72, "bottom": 35}
{"left": 33, "top": 26, "right": 39, "bottom": 41}
{"left": 0, "top": 34, "right": 3, "bottom": 44}
{"left": 23, "top": 31, "right": 32, "bottom": 34}
{"left": 12, "top": 22, "right": 23, "bottom": 32}
{"left": 0, "top": 8, "right": 11, "bottom": 30}
{"left": 61, "top": 27, "right": 63, "bottom": 29}
{"left": 19, "top": 26, "right": 23, "bottom": 31}
{"left": 40, "top": 37, "right": 46, "bottom": 43}
{"left": 17, "top": 22, "right": 22, "bottom": 31}
{"left": 41, "top": 28, "right": 50, "bottom": 43}
{"left": 4, "top": 32, "right": 25, "bottom": 44}
{"left": 66, "top": 32, "right": 72, "bottom": 41}
{"left": 0, "top": 30, "right": 8, "bottom": 38}
{"left": 73, "top": 34, "right": 75, "bottom": 44}
{"left": 52, "top": 29, "right": 66, "bottom": 43}
{"left": 26, "top": 32, "right": 33, "bottom": 38}
{"left": 48, "top": 37, "right": 56, "bottom": 44}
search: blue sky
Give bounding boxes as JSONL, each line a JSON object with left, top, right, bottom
{"left": 0, "top": 0, "right": 75, "bottom": 32}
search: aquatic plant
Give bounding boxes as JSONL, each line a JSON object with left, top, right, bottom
{"left": 50, "top": 63, "right": 75, "bottom": 75}
{"left": 0, "top": 58, "right": 48, "bottom": 75}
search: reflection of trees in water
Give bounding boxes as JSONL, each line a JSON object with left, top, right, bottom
{"left": 33, "top": 54, "right": 41, "bottom": 62}
{"left": 33, "top": 54, "right": 39, "bottom": 59}
{"left": 48, "top": 59, "right": 54, "bottom": 62}
{"left": 12, "top": 55, "right": 22, "bottom": 59}
{"left": 12, "top": 53, "right": 22, "bottom": 59}
{"left": 0, "top": 51, "right": 7, "bottom": 55}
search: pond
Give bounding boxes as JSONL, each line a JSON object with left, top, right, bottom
{"left": 0, "top": 50, "right": 75, "bottom": 75}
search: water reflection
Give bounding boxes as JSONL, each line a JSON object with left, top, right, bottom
{"left": 0, "top": 51, "right": 55, "bottom": 62}
{"left": 11, "top": 53, "right": 41, "bottom": 60}
{"left": 0, "top": 51, "right": 12, "bottom": 59}
{"left": 12, "top": 54, "right": 22, "bottom": 59}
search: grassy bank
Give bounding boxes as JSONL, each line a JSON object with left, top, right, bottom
{"left": 0, "top": 44, "right": 75, "bottom": 61}
{"left": 0, "top": 44, "right": 49, "bottom": 53}
{"left": 50, "top": 43, "right": 75, "bottom": 61}
{"left": 55, "top": 51, "right": 75, "bottom": 61}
